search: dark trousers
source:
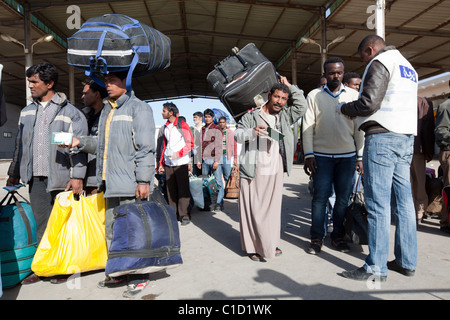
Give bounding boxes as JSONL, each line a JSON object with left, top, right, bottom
{"left": 28, "top": 176, "right": 59, "bottom": 244}
{"left": 165, "top": 164, "right": 191, "bottom": 220}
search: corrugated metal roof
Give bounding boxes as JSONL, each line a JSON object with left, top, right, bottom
{"left": 0, "top": 0, "right": 449, "bottom": 108}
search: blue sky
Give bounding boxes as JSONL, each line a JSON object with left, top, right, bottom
{"left": 148, "top": 97, "right": 230, "bottom": 127}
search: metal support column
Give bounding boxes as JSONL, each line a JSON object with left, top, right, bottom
{"left": 69, "top": 66, "right": 75, "bottom": 103}
{"left": 320, "top": 7, "right": 327, "bottom": 75}
{"left": 375, "top": 0, "right": 386, "bottom": 40}
{"left": 23, "top": 3, "right": 32, "bottom": 104}
{"left": 291, "top": 44, "right": 299, "bottom": 156}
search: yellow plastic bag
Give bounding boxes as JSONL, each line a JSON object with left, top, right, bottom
{"left": 32, "top": 191, "right": 107, "bottom": 277}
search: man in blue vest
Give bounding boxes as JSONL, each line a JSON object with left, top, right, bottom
{"left": 338, "top": 35, "right": 418, "bottom": 282}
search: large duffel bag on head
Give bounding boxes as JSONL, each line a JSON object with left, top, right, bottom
{"left": 207, "top": 43, "right": 278, "bottom": 121}
{"left": 67, "top": 14, "right": 171, "bottom": 89}
{"left": 0, "top": 191, "right": 37, "bottom": 288}
{"left": 105, "top": 198, "right": 182, "bottom": 278}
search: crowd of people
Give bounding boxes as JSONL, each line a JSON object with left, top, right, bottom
{"left": 4, "top": 34, "right": 450, "bottom": 297}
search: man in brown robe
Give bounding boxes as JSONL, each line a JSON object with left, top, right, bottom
{"left": 235, "top": 76, "right": 307, "bottom": 261}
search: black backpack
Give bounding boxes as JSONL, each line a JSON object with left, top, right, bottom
{"left": 67, "top": 14, "right": 171, "bottom": 90}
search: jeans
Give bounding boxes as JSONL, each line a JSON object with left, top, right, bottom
{"left": 310, "top": 155, "right": 356, "bottom": 241}
{"left": 202, "top": 158, "right": 224, "bottom": 205}
{"left": 218, "top": 155, "right": 232, "bottom": 204}
{"left": 363, "top": 133, "right": 417, "bottom": 276}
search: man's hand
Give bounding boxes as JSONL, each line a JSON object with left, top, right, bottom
{"left": 254, "top": 125, "right": 268, "bottom": 137}
{"left": 304, "top": 157, "right": 317, "bottom": 176}
{"left": 6, "top": 176, "right": 20, "bottom": 186}
{"left": 279, "top": 76, "right": 291, "bottom": 87}
{"left": 356, "top": 160, "right": 363, "bottom": 175}
{"left": 212, "top": 161, "right": 219, "bottom": 170}
{"left": 59, "top": 136, "right": 80, "bottom": 148}
{"left": 65, "top": 178, "right": 83, "bottom": 195}
{"left": 136, "top": 184, "right": 150, "bottom": 199}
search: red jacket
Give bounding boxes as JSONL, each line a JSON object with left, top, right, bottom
{"left": 159, "top": 117, "right": 194, "bottom": 167}
{"left": 201, "top": 122, "right": 223, "bottom": 163}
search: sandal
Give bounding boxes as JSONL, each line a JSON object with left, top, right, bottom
{"left": 275, "top": 247, "right": 282, "bottom": 257}
{"left": 249, "top": 253, "right": 261, "bottom": 261}
{"left": 248, "top": 253, "right": 266, "bottom": 262}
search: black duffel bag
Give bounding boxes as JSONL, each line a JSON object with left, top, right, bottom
{"left": 68, "top": 14, "right": 171, "bottom": 89}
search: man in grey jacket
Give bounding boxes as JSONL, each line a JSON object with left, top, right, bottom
{"left": 7, "top": 62, "right": 88, "bottom": 284}
{"left": 70, "top": 71, "right": 155, "bottom": 297}
{"left": 435, "top": 81, "right": 450, "bottom": 234}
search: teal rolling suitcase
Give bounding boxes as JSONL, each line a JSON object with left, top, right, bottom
{"left": 0, "top": 191, "right": 37, "bottom": 288}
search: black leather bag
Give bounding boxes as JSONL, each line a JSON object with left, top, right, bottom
{"left": 344, "top": 173, "right": 368, "bottom": 245}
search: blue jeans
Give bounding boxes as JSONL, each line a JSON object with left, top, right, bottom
{"left": 202, "top": 158, "right": 224, "bottom": 205}
{"left": 218, "top": 155, "right": 232, "bottom": 204}
{"left": 363, "top": 133, "right": 417, "bottom": 276}
{"left": 310, "top": 155, "right": 356, "bottom": 241}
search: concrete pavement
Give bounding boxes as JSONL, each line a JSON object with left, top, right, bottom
{"left": 0, "top": 159, "right": 449, "bottom": 301}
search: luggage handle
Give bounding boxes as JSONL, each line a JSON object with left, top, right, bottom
{"left": 233, "top": 50, "right": 248, "bottom": 69}
{"left": 0, "top": 192, "right": 34, "bottom": 245}
{"left": 0, "top": 190, "right": 30, "bottom": 207}
{"left": 214, "top": 45, "right": 249, "bottom": 83}
{"left": 350, "top": 172, "right": 362, "bottom": 202}
{"left": 216, "top": 64, "right": 232, "bottom": 83}
{"left": 134, "top": 196, "right": 175, "bottom": 248}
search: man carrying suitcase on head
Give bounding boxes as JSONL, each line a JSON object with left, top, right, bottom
{"left": 68, "top": 71, "right": 156, "bottom": 298}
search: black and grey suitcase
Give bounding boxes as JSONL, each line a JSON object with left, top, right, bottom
{"left": 207, "top": 43, "right": 278, "bottom": 121}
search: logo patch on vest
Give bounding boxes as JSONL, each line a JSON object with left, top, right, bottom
{"left": 399, "top": 65, "right": 417, "bottom": 83}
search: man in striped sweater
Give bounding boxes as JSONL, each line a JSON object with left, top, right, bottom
{"left": 302, "top": 57, "right": 364, "bottom": 255}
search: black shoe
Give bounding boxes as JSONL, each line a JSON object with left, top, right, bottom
{"left": 306, "top": 239, "right": 323, "bottom": 255}
{"left": 215, "top": 204, "right": 224, "bottom": 211}
{"left": 342, "top": 267, "right": 387, "bottom": 282}
{"left": 440, "top": 225, "right": 450, "bottom": 234}
{"left": 331, "top": 238, "right": 350, "bottom": 253}
{"left": 387, "top": 260, "right": 415, "bottom": 277}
